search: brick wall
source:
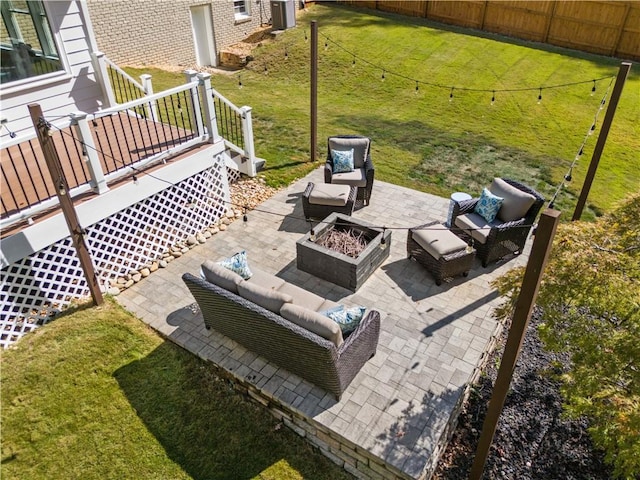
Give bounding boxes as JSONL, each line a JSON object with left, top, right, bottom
{"left": 87, "top": 0, "right": 299, "bottom": 68}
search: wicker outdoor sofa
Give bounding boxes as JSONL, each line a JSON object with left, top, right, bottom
{"left": 182, "top": 263, "right": 380, "bottom": 400}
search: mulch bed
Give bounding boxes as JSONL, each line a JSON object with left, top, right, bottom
{"left": 433, "top": 309, "right": 613, "bottom": 480}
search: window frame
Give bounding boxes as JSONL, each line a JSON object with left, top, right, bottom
{"left": 0, "top": 0, "right": 67, "bottom": 90}
{"left": 233, "top": 0, "right": 251, "bottom": 20}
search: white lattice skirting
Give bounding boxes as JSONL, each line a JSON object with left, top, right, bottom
{"left": 0, "top": 165, "right": 232, "bottom": 348}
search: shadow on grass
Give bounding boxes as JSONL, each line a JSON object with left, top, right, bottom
{"left": 114, "top": 341, "right": 349, "bottom": 480}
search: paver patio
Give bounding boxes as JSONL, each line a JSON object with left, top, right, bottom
{"left": 117, "top": 167, "right": 532, "bottom": 479}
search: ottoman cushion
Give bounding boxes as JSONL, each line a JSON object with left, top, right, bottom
{"left": 308, "top": 183, "right": 351, "bottom": 206}
{"left": 412, "top": 223, "right": 468, "bottom": 259}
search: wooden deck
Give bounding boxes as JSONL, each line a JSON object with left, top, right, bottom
{"left": 1, "top": 112, "right": 195, "bottom": 222}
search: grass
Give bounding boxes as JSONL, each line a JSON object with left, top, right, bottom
{"left": 0, "top": 298, "right": 352, "bottom": 480}
{"left": 124, "top": 3, "right": 639, "bottom": 220}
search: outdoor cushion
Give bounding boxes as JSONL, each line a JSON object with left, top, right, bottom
{"left": 245, "top": 268, "right": 286, "bottom": 291}
{"left": 277, "top": 282, "right": 326, "bottom": 311}
{"left": 412, "top": 224, "right": 468, "bottom": 260}
{"left": 201, "top": 260, "right": 244, "bottom": 294}
{"left": 218, "top": 250, "right": 253, "bottom": 279}
{"left": 238, "top": 281, "right": 293, "bottom": 313}
{"left": 316, "top": 298, "right": 341, "bottom": 313}
{"left": 490, "top": 178, "right": 536, "bottom": 222}
{"left": 330, "top": 168, "right": 367, "bottom": 188}
{"left": 474, "top": 188, "right": 504, "bottom": 223}
{"left": 280, "top": 303, "right": 344, "bottom": 348}
{"left": 329, "top": 136, "right": 369, "bottom": 169}
{"left": 454, "top": 213, "right": 492, "bottom": 244}
{"left": 331, "top": 149, "right": 355, "bottom": 173}
{"left": 308, "top": 183, "right": 351, "bottom": 206}
{"left": 324, "top": 305, "right": 366, "bottom": 336}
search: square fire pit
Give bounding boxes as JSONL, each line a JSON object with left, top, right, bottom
{"left": 296, "top": 213, "right": 392, "bottom": 292}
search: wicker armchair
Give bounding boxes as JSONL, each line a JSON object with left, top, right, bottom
{"left": 325, "top": 135, "right": 375, "bottom": 205}
{"left": 450, "top": 178, "right": 544, "bottom": 267}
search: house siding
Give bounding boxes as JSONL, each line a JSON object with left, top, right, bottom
{"left": 86, "top": 0, "right": 298, "bottom": 68}
{"left": 0, "top": 1, "right": 105, "bottom": 140}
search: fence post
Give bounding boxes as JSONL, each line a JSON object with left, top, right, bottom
{"left": 197, "top": 72, "right": 220, "bottom": 143}
{"left": 140, "top": 74, "right": 157, "bottom": 121}
{"left": 469, "top": 208, "right": 561, "bottom": 480}
{"left": 91, "top": 51, "right": 116, "bottom": 108}
{"left": 240, "top": 105, "right": 257, "bottom": 177}
{"left": 69, "top": 112, "right": 109, "bottom": 194}
{"left": 184, "top": 69, "right": 205, "bottom": 138}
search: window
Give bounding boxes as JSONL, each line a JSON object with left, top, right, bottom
{"left": 1, "top": 0, "right": 63, "bottom": 85}
{"left": 233, "top": 0, "right": 250, "bottom": 18}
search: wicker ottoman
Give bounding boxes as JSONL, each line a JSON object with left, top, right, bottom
{"left": 407, "top": 221, "right": 475, "bottom": 285}
{"left": 302, "top": 182, "right": 357, "bottom": 221}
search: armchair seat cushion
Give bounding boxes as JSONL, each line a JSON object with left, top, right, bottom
{"left": 454, "top": 213, "right": 494, "bottom": 244}
{"left": 330, "top": 168, "right": 367, "bottom": 188}
{"left": 490, "top": 178, "right": 536, "bottom": 222}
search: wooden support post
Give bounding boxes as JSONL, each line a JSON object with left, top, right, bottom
{"left": 311, "top": 20, "right": 318, "bottom": 163}
{"left": 469, "top": 208, "right": 561, "bottom": 480}
{"left": 29, "top": 104, "right": 104, "bottom": 306}
{"left": 572, "top": 62, "right": 631, "bottom": 221}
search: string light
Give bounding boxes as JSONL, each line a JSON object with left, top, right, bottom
{"left": 381, "top": 69, "right": 385, "bottom": 82}
{"left": 589, "top": 123, "right": 596, "bottom": 135}
{"left": 317, "top": 32, "right": 615, "bottom": 101}
{"left": 304, "top": 30, "right": 308, "bottom": 42}
{"left": 58, "top": 181, "right": 67, "bottom": 196}
{"left": 243, "top": 206, "right": 248, "bottom": 225}
{"left": 310, "top": 226, "right": 316, "bottom": 242}
{"left": 379, "top": 228, "right": 387, "bottom": 249}
{"left": 415, "top": 81, "right": 419, "bottom": 94}
{"left": 449, "top": 87, "right": 454, "bottom": 102}
{"left": 352, "top": 56, "right": 356, "bottom": 68}
{"left": 284, "top": 48, "right": 288, "bottom": 60}
{"left": 264, "top": 64, "right": 268, "bottom": 75}
{"left": 1, "top": 120, "right": 17, "bottom": 138}
{"left": 491, "top": 90, "right": 495, "bottom": 106}
{"left": 591, "top": 80, "right": 596, "bottom": 95}
{"left": 565, "top": 167, "right": 573, "bottom": 182}
{"left": 238, "top": 75, "right": 243, "bottom": 89}
{"left": 132, "top": 174, "right": 139, "bottom": 185}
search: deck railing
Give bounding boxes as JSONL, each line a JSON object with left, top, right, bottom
{"left": 1, "top": 59, "right": 258, "bottom": 229}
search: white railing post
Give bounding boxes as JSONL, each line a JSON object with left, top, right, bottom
{"left": 240, "top": 106, "right": 257, "bottom": 177}
{"left": 197, "top": 72, "right": 220, "bottom": 143}
{"left": 69, "top": 112, "right": 109, "bottom": 194}
{"left": 184, "top": 69, "right": 205, "bottom": 138}
{"left": 91, "top": 51, "right": 116, "bottom": 108}
{"left": 140, "top": 74, "right": 157, "bottom": 121}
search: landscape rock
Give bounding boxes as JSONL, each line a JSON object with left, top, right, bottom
{"left": 140, "top": 268, "right": 151, "bottom": 278}
{"left": 132, "top": 273, "right": 142, "bottom": 283}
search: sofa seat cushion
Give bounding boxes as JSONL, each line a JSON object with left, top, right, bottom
{"left": 412, "top": 224, "right": 468, "bottom": 260}
{"left": 490, "top": 178, "right": 536, "bottom": 222}
{"left": 277, "top": 282, "right": 326, "bottom": 311}
{"left": 455, "top": 213, "right": 493, "bottom": 244}
{"left": 316, "top": 298, "right": 341, "bottom": 313}
{"left": 201, "top": 260, "right": 244, "bottom": 294}
{"left": 238, "top": 281, "right": 293, "bottom": 313}
{"left": 330, "top": 168, "right": 367, "bottom": 188}
{"left": 280, "top": 303, "right": 344, "bottom": 347}
{"left": 245, "top": 268, "right": 286, "bottom": 291}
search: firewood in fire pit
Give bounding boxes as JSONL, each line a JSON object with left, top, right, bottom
{"left": 316, "top": 227, "right": 368, "bottom": 258}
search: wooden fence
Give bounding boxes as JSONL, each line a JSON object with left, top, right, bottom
{"left": 339, "top": 1, "right": 640, "bottom": 60}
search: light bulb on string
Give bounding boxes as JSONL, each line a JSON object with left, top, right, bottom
{"left": 565, "top": 168, "right": 573, "bottom": 182}
{"left": 310, "top": 225, "right": 316, "bottom": 242}
{"left": 304, "top": 30, "right": 308, "bottom": 42}
{"left": 415, "top": 81, "right": 419, "bottom": 94}
{"left": 381, "top": 70, "right": 385, "bottom": 82}
{"left": 589, "top": 123, "right": 596, "bottom": 135}
{"left": 58, "top": 181, "right": 66, "bottom": 196}
{"left": 324, "top": 40, "right": 328, "bottom": 50}
{"left": 537, "top": 87, "right": 542, "bottom": 104}
{"left": 243, "top": 207, "right": 248, "bottom": 225}
{"left": 264, "top": 64, "right": 268, "bottom": 75}
{"left": 449, "top": 87, "right": 454, "bottom": 102}
{"left": 352, "top": 56, "right": 356, "bottom": 68}
{"left": 238, "top": 75, "right": 243, "bottom": 89}
{"left": 132, "top": 174, "right": 139, "bottom": 185}
{"left": 284, "top": 49, "right": 288, "bottom": 60}
{"left": 379, "top": 228, "right": 387, "bottom": 250}
{"left": 491, "top": 90, "right": 495, "bottom": 106}
{"left": 591, "top": 80, "right": 596, "bottom": 96}
{"left": 177, "top": 103, "right": 182, "bottom": 114}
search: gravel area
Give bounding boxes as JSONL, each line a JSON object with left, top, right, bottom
{"left": 433, "top": 310, "right": 613, "bottom": 480}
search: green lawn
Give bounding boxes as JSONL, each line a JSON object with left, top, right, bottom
{"left": 0, "top": 298, "right": 352, "bottom": 480}
{"left": 125, "top": 3, "right": 639, "bottom": 220}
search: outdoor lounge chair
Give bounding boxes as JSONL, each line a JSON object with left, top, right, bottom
{"left": 450, "top": 178, "right": 544, "bottom": 267}
{"left": 325, "top": 135, "right": 374, "bottom": 206}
